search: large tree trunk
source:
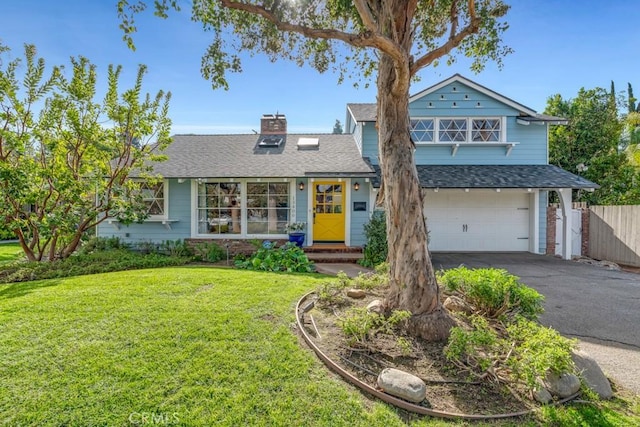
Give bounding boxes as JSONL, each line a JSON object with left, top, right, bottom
{"left": 377, "top": 54, "right": 455, "bottom": 342}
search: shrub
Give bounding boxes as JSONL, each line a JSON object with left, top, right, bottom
{"left": 135, "top": 240, "right": 161, "bottom": 254}
{"left": 0, "top": 226, "right": 15, "bottom": 240}
{"left": 0, "top": 249, "right": 191, "bottom": 284}
{"left": 360, "top": 211, "right": 387, "bottom": 268}
{"left": 445, "top": 315, "right": 500, "bottom": 372}
{"left": 316, "top": 273, "right": 351, "bottom": 307}
{"left": 79, "top": 236, "right": 130, "bottom": 254}
{"left": 338, "top": 307, "right": 411, "bottom": 347}
{"left": 351, "top": 264, "right": 389, "bottom": 290}
{"left": 160, "top": 239, "right": 193, "bottom": 258}
{"left": 445, "top": 315, "right": 577, "bottom": 390}
{"left": 192, "top": 241, "right": 226, "bottom": 262}
{"left": 506, "top": 318, "right": 577, "bottom": 389}
{"left": 235, "top": 242, "right": 314, "bottom": 273}
{"left": 438, "top": 267, "right": 544, "bottom": 320}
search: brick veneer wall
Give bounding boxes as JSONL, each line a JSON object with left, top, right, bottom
{"left": 546, "top": 206, "right": 557, "bottom": 255}
{"left": 186, "top": 238, "right": 288, "bottom": 257}
{"left": 546, "top": 206, "right": 590, "bottom": 257}
{"left": 581, "top": 208, "right": 590, "bottom": 256}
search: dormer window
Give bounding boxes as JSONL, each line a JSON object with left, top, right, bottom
{"left": 410, "top": 119, "right": 434, "bottom": 142}
{"left": 472, "top": 119, "right": 501, "bottom": 142}
{"left": 439, "top": 119, "right": 467, "bottom": 142}
{"left": 411, "top": 117, "right": 504, "bottom": 144}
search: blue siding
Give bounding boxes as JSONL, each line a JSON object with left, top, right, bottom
{"left": 362, "top": 81, "right": 549, "bottom": 166}
{"left": 361, "top": 122, "right": 379, "bottom": 163}
{"left": 538, "top": 191, "right": 548, "bottom": 253}
{"left": 295, "top": 178, "right": 309, "bottom": 226}
{"left": 97, "top": 179, "right": 191, "bottom": 244}
{"left": 349, "top": 181, "right": 371, "bottom": 247}
{"left": 409, "top": 82, "right": 520, "bottom": 117}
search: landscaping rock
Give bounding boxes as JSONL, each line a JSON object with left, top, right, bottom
{"left": 545, "top": 372, "right": 581, "bottom": 398}
{"left": 366, "top": 299, "right": 383, "bottom": 314}
{"left": 572, "top": 350, "right": 613, "bottom": 399}
{"left": 346, "top": 289, "right": 366, "bottom": 299}
{"left": 377, "top": 368, "right": 426, "bottom": 403}
{"left": 443, "top": 295, "right": 473, "bottom": 315}
{"left": 533, "top": 385, "right": 553, "bottom": 404}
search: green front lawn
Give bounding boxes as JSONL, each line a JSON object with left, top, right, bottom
{"left": 0, "top": 267, "right": 638, "bottom": 426}
{"left": 0, "top": 242, "right": 22, "bottom": 264}
{"left": 0, "top": 268, "right": 407, "bottom": 426}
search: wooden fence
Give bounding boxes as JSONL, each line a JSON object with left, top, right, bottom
{"left": 588, "top": 205, "right": 640, "bottom": 267}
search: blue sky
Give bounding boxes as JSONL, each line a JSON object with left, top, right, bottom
{"left": 1, "top": 1, "right": 638, "bottom": 134}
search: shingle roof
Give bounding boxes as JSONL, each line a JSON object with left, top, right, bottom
{"left": 348, "top": 75, "right": 568, "bottom": 124}
{"left": 146, "top": 133, "right": 375, "bottom": 178}
{"left": 347, "top": 103, "right": 377, "bottom": 122}
{"left": 370, "top": 164, "right": 599, "bottom": 189}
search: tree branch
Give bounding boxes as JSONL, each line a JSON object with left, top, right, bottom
{"left": 218, "top": 0, "right": 406, "bottom": 64}
{"left": 353, "top": 0, "right": 378, "bottom": 33}
{"left": 410, "top": 0, "right": 480, "bottom": 76}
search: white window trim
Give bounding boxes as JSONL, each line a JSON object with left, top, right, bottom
{"left": 409, "top": 118, "right": 436, "bottom": 143}
{"left": 106, "top": 179, "right": 172, "bottom": 229}
{"left": 190, "top": 178, "right": 293, "bottom": 239}
{"left": 411, "top": 117, "right": 507, "bottom": 145}
{"left": 142, "top": 179, "right": 169, "bottom": 221}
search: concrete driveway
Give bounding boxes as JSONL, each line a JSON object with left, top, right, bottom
{"left": 431, "top": 252, "right": 640, "bottom": 395}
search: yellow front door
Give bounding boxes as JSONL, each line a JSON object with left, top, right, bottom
{"left": 313, "top": 182, "right": 345, "bottom": 242}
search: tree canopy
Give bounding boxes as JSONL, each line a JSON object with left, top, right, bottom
{"left": 118, "top": 0, "right": 511, "bottom": 89}
{"left": 0, "top": 44, "right": 172, "bottom": 261}
{"left": 118, "top": 0, "right": 511, "bottom": 341}
{"left": 545, "top": 87, "right": 640, "bottom": 205}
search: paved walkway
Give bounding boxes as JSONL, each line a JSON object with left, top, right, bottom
{"left": 314, "top": 263, "right": 371, "bottom": 278}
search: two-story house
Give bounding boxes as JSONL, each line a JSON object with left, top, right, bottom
{"left": 97, "top": 74, "right": 598, "bottom": 259}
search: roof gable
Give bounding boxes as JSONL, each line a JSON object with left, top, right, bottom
{"left": 409, "top": 74, "right": 538, "bottom": 116}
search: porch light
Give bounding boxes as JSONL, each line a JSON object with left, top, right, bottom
{"left": 298, "top": 181, "right": 305, "bottom": 191}
{"left": 353, "top": 182, "right": 360, "bottom": 191}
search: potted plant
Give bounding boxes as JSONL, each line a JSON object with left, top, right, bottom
{"left": 285, "top": 222, "right": 306, "bottom": 247}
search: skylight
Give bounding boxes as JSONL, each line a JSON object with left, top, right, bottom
{"left": 297, "top": 137, "right": 319, "bottom": 148}
{"left": 258, "top": 136, "right": 284, "bottom": 147}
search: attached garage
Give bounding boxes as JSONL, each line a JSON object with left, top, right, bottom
{"left": 423, "top": 190, "right": 531, "bottom": 252}
{"left": 371, "top": 164, "right": 599, "bottom": 256}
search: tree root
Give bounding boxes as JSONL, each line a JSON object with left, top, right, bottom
{"left": 405, "top": 308, "right": 457, "bottom": 342}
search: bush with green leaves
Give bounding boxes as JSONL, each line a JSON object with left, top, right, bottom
{"left": 506, "top": 318, "right": 577, "bottom": 389}
{"left": 0, "top": 249, "right": 191, "bottom": 284}
{"left": 338, "top": 307, "right": 411, "bottom": 348}
{"left": 445, "top": 315, "right": 500, "bottom": 373}
{"left": 316, "top": 273, "right": 351, "bottom": 307}
{"left": 445, "top": 315, "right": 576, "bottom": 390}
{"left": 316, "top": 263, "right": 389, "bottom": 307}
{"left": 360, "top": 211, "right": 387, "bottom": 268}
{"left": 0, "top": 225, "right": 14, "bottom": 241}
{"left": 438, "top": 267, "right": 544, "bottom": 320}
{"left": 159, "top": 239, "right": 193, "bottom": 258}
{"left": 79, "top": 236, "right": 130, "bottom": 254}
{"left": 235, "top": 242, "right": 314, "bottom": 273}
{"left": 351, "top": 262, "right": 389, "bottom": 290}
{"left": 192, "top": 241, "right": 226, "bottom": 262}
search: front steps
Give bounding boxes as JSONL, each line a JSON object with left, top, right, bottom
{"left": 304, "top": 244, "right": 363, "bottom": 264}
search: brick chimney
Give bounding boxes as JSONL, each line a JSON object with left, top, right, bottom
{"left": 260, "top": 114, "right": 287, "bottom": 135}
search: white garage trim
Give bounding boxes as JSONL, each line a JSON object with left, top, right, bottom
{"left": 423, "top": 189, "right": 538, "bottom": 252}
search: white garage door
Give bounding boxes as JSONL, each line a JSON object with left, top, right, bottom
{"left": 424, "top": 190, "right": 530, "bottom": 251}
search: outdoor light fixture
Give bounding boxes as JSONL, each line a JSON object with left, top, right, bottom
{"left": 353, "top": 182, "right": 360, "bottom": 191}
{"left": 298, "top": 181, "right": 305, "bottom": 191}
